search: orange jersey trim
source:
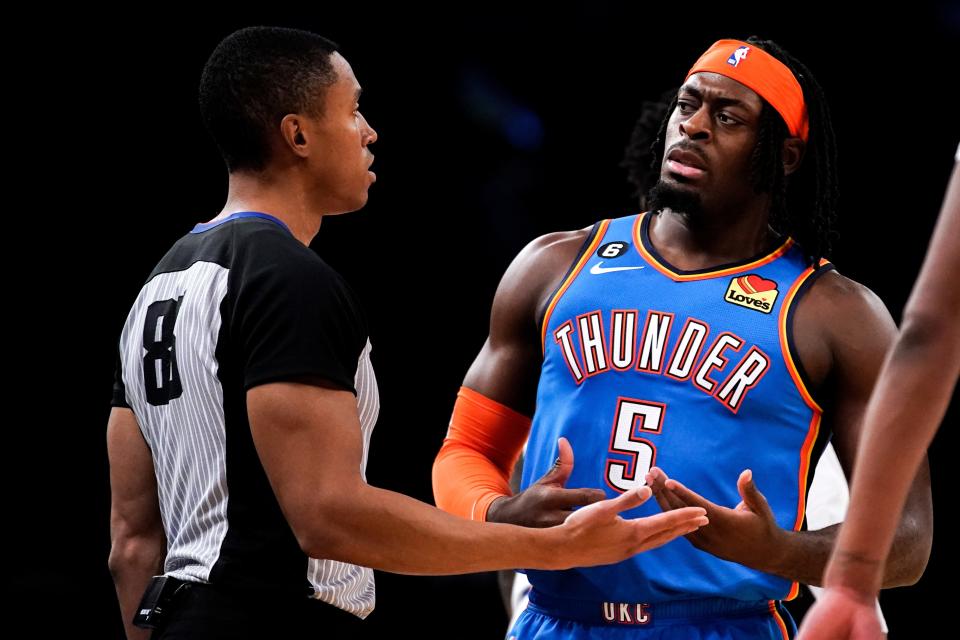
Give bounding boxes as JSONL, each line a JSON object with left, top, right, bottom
{"left": 768, "top": 600, "right": 792, "bottom": 638}
{"left": 632, "top": 212, "right": 795, "bottom": 282}
{"left": 794, "top": 411, "right": 823, "bottom": 531}
{"left": 778, "top": 260, "right": 830, "bottom": 603}
{"left": 785, "top": 581, "right": 800, "bottom": 602}
{"left": 540, "top": 219, "right": 611, "bottom": 353}
{"left": 782, "top": 411, "right": 823, "bottom": 601}
{"left": 777, "top": 260, "right": 831, "bottom": 413}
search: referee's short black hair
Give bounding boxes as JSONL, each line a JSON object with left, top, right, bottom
{"left": 199, "top": 26, "right": 340, "bottom": 173}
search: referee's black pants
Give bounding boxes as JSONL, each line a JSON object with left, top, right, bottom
{"left": 153, "top": 582, "right": 365, "bottom": 639}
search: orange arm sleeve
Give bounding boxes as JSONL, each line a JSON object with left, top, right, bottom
{"left": 432, "top": 386, "right": 532, "bottom": 521}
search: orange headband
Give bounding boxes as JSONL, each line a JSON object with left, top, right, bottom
{"left": 686, "top": 39, "right": 809, "bottom": 142}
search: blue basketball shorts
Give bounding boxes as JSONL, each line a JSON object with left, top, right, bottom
{"left": 507, "top": 589, "right": 796, "bottom": 639}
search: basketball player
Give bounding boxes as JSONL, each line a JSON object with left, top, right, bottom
{"left": 499, "top": 86, "right": 889, "bottom": 637}
{"left": 433, "top": 37, "right": 933, "bottom": 638}
{"left": 796, "top": 146, "right": 959, "bottom": 638}
{"left": 106, "top": 27, "right": 708, "bottom": 640}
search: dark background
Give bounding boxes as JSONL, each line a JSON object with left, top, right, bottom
{"left": 16, "top": 4, "right": 958, "bottom": 638}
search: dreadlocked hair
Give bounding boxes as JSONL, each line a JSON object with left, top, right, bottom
{"left": 744, "top": 36, "right": 838, "bottom": 265}
{"left": 636, "top": 37, "right": 839, "bottom": 265}
{"left": 621, "top": 87, "right": 677, "bottom": 208}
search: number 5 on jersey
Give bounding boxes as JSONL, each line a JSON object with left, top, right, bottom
{"left": 605, "top": 398, "right": 665, "bottom": 492}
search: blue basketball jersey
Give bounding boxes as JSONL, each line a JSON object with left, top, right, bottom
{"left": 523, "top": 212, "right": 833, "bottom": 604}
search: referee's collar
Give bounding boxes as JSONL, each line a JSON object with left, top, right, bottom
{"left": 190, "top": 211, "right": 293, "bottom": 235}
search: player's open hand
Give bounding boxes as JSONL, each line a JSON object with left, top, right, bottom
{"left": 487, "top": 437, "right": 608, "bottom": 527}
{"left": 645, "top": 467, "right": 786, "bottom": 569}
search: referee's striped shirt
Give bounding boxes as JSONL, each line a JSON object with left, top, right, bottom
{"left": 112, "top": 212, "right": 378, "bottom": 618}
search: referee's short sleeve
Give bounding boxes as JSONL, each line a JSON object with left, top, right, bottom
{"left": 231, "top": 233, "right": 367, "bottom": 394}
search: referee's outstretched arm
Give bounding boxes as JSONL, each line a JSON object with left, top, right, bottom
{"left": 243, "top": 380, "right": 707, "bottom": 575}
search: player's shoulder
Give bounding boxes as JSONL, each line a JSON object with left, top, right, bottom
{"left": 491, "top": 222, "right": 600, "bottom": 320}
{"left": 804, "top": 268, "right": 888, "bottom": 319}
{"left": 798, "top": 267, "right": 894, "bottom": 359}
{"left": 512, "top": 223, "right": 597, "bottom": 273}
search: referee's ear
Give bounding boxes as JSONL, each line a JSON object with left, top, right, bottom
{"left": 280, "top": 113, "right": 312, "bottom": 159}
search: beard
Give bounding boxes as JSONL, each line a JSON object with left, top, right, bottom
{"left": 645, "top": 178, "right": 705, "bottom": 219}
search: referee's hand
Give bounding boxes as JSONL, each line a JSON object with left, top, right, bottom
{"left": 550, "top": 485, "right": 708, "bottom": 569}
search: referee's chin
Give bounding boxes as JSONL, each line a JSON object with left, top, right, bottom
{"left": 326, "top": 191, "right": 372, "bottom": 216}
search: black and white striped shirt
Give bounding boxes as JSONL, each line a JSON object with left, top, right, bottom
{"left": 112, "top": 212, "right": 378, "bottom": 618}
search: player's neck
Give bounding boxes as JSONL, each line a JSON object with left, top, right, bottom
{"left": 650, "top": 207, "right": 779, "bottom": 270}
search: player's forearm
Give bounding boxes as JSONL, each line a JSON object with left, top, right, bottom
{"left": 756, "top": 524, "right": 837, "bottom": 586}
{"left": 432, "top": 439, "right": 512, "bottom": 521}
{"left": 108, "top": 533, "right": 165, "bottom": 640}
{"left": 301, "top": 482, "right": 554, "bottom": 575}
{"left": 765, "top": 508, "right": 929, "bottom": 589}
{"left": 745, "top": 479, "right": 930, "bottom": 592}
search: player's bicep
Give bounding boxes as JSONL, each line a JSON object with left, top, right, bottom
{"left": 462, "top": 263, "right": 541, "bottom": 412}
{"left": 462, "top": 232, "right": 584, "bottom": 415}
{"left": 107, "top": 408, "right": 162, "bottom": 538}
{"left": 463, "top": 336, "right": 541, "bottom": 417}
{"left": 822, "top": 279, "right": 898, "bottom": 474}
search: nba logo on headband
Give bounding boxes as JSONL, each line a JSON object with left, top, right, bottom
{"left": 688, "top": 39, "right": 808, "bottom": 141}
{"left": 727, "top": 46, "right": 750, "bottom": 67}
